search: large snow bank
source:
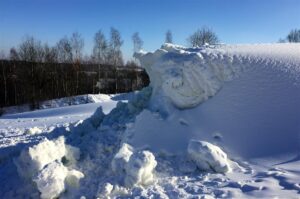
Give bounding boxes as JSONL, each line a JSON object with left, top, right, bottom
{"left": 135, "top": 43, "right": 300, "bottom": 110}
{"left": 188, "top": 140, "right": 231, "bottom": 173}
{"left": 131, "top": 43, "right": 300, "bottom": 158}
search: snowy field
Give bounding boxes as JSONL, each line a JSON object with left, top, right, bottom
{"left": 1, "top": 43, "right": 300, "bottom": 198}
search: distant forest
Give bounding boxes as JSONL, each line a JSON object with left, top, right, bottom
{"left": 0, "top": 28, "right": 150, "bottom": 110}
{"left": 0, "top": 60, "right": 149, "bottom": 109}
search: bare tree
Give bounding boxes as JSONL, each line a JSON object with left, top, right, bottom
{"left": 92, "top": 30, "right": 108, "bottom": 64}
{"left": 188, "top": 27, "right": 219, "bottom": 47}
{"left": 165, "top": 30, "right": 173, "bottom": 43}
{"left": 18, "top": 36, "right": 43, "bottom": 62}
{"left": 107, "top": 27, "right": 124, "bottom": 66}
{"left": 132, "top": 32, "right": 143, "bottom": 52}
{"left": 43, "top": 44, "right": 58, "bottom": 63}
{"left": 56, "top": 37, "right": 73, "bottom": 63}
{"left": 70, "top": 32, "right": 84, "bottom": 63}
{"left": 9, "top": 48, "right": 19, "bottom": 61}
{"left": 286, "top": 29, "right": 300, "bottom": 43}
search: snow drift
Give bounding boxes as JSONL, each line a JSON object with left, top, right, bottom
{"left": 131, "top": 43, "right": 300, "bottom": 158}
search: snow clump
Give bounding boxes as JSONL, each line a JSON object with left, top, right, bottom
{"left": 188, "top": 140, "right": 231, "bottom": 173}
{"left": 125, "top": 150, "right": 157, "bottom": 187}
{"left": 15, "top": 136, "right": 66, "bottom": 178}
{"left": 33, "top": 161, "right": 68, "bottom": 199}
{"left": 111, "top": 143, "right": 157, "bottom": 187}
{"left": 111, "top": 143, "right": 134, "bottom": 175}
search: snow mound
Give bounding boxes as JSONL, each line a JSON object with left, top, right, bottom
{"left": 131, "top": 43, "right": 300, "bottom": 158}
{"left": 188, "top": 140, "right": 231, "bottom": 173}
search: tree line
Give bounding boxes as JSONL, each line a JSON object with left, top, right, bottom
{"left": 279, "top": 29, "right": 300, "bottom": 43}
{"left": 0, "top": 60, "right": 149, "bottom": 110}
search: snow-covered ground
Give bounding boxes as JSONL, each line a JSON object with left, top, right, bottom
{"left": 1, "top": 43, "right": 300, "bottom": 199}
{"left": 1, "top": 93, "right": 129, "bottom": 115}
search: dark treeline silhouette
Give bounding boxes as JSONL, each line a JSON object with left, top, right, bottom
{"left": 0, "top": 59, "right": 149, "bottom": 109}
{"left": 0, "top": 27, "right": 151, "bottom": 110}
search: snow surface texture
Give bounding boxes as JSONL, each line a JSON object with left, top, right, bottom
{"left": 1, "top": 44, "right": 300, "bottom": 198}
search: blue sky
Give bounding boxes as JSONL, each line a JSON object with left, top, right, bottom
{"left": 0, "top": 0, "right": 300, "bottom": 60}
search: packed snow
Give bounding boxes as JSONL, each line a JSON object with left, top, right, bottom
{"left": 1, "top": 43, "right": 300, "bottom": 198}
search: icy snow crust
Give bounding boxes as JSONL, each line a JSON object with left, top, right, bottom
{"left": 1, "top": 43, "right": 300, "bottom": 198}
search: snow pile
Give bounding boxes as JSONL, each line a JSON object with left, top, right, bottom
{"left": 188, "top": 140, "right": 231, "bottom": 173}
{"left": 130, "top": 43, "right": 300, "bottom": 158}
{"left": 2, "top": 43, "right": 300, "bottom": 198}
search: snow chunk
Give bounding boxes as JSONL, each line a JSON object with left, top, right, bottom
{"left": 25, "top": 126, "right": 42, "bottom": 135}
{"left": 15, "top": 136, "right": 66, "bottom": 178}
{"left": 188, "top": 140, "right": 231, "bottom": 173}
{"left": 111, "top": 143, "right": 134, "bottom": 175}
{"left": 33, "top": 161, "right": 68, "bottom": 199}
{"left": 125, "top": 150, "right": 157, "bottom": 187}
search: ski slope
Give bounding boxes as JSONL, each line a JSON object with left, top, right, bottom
{"left": 1, "top": 43, "right": 300, "bottom": 199}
